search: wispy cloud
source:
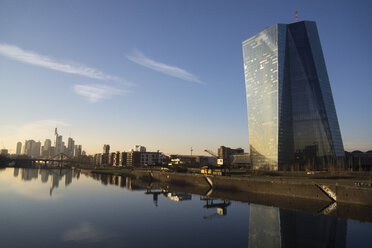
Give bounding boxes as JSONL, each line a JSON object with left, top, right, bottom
{"left": 73, "top": 84, "right": 128, "bottom": 103}
{"left": 0, "top": 43, "right": 121, "bottom": 81}
{"left": 127, "top": 50, "right": 202, "bottom": 84}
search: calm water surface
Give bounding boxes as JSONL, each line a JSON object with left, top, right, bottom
{"left": 0, "top": 168, "right": 371, "bottom": 248}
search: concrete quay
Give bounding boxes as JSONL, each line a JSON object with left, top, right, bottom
{"left": 89, "top": 168, "right": 372, "bottom": 207}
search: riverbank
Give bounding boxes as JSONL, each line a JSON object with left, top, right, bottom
{"left": 82, "top": 167, "right": 372, "bottom": 223}
{"left": 85, "top": 167, "right": 372, "bottom": 207}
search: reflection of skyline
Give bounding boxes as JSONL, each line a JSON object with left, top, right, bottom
{"left": 0, "top": 168, "right": 369, "bottom": 247}
{"left": 248, "top": 204, "right": 347, "bottom": 248}
{"left": 65, "top": 170, "right": 72, "bottom": 186}
{"left": 6, "top": 166, "right": 365, "bottom": 243}
{"left": 21, "top": 168, "right": 38, "bottom": 181}
{"left": 40, "top": 169, "right": 49, "bottom": 183}
{"left": 6, "top": 168, "right": 355, "bottom": 247}
{"left": 12, "top": 168, "right": 80, "bottom": 196}
{"left": 13, "top": 167, "right": 19, "bottom": 177}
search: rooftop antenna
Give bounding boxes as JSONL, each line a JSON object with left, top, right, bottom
{"left": 190, "top": 147, "right": 193, "bottom": 157}
{"left": 295, "top": 9, "right": 298, "bottom": 22}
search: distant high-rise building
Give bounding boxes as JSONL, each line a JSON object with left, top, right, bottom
{"left": 54, "top": 128, "right": 63, "bottom": 155}
{"left": 67, "top": 137, "right": 75, "bottom": 157}
{"left": 16, "top": 142, "right": 22, "bottom": 155}
{"left": 31, "top": 141, "right": 41, "bottom": 158}
{"left": 74, "top": 145, "right": 82, "bottom": 157}
{"left": 242, "top": 21, "right": 344, "bottom": 170}
{"left": 41, "top": 139, "right": 52, "bottom": 158}
{"left": 44, "top": 139, "right": 51, "bottom": 151}
{"left": 24, "top": 140, "right": 35, "bottom": 156}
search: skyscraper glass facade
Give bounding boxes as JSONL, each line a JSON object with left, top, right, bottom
{"left": 243, "top": 21, "right": 344, "bottom": 170}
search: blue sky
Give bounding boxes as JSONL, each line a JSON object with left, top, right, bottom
{"left": 0, "top": 0, "right": 371, "bottom": 154}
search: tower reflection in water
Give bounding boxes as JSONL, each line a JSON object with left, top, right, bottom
{"left": 13, "top": 168, "right": 80, "bottom": 196}
{"left": 10, "top": 168, "right": 348, "bottom": 247}
{"left": 248, "top": 204, "right": 347, "bottom": 248}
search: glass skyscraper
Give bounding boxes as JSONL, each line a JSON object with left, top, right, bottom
{"left": 242, "top": 21, "right": 344, "bottom": 170}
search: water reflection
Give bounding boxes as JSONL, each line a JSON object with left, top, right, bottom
{"left": 87, "top": 170, "right": 350, "bottom": 247}
{"left": 201, "top": 197, "right": 230, "bottom": 219}
{"left": 249, "top": 204, "right": 281, "bottom": 247}
{"left": 61, "top": 222, "right": 117, "bottom": 243}
{"left": 0, "top": 168, "right": 371, "bottom": 247}
{"left": 12, "top": 167, "right": 80, "bottom": 196}
{"left": 279, "top": 208, "right": 347, "bottom": 248}
{"left": 249, "top": 204, "right": 347, "bottom": 248}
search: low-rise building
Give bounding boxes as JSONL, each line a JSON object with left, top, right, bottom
{"left": 345, "top": 150, "right": 372, "bottom": 171}
{"left": 140, "top": 151, "right": 161, "bottom": 166}
{"left": 108, "top": 152, "right": 116, "bottom": 166}
{"left": 230, "top": 154, "right": 251, "bottom": 168}
{"left": 120, "top": 152, "right": 127, "bottom": 166}
{"left": 218, "top": 146, "right": 244, "bottom": 166}
{"left": 113, "top": 152, "right": 120, "bottom": 167}
{"left": 127, "top": 151, "right": 141, "bottom": 167}
{"left": 1, "top": 149, "right": 9, "bottom": 157}
{"left": 94, "top": 153, "right": 102, "bottom": 166}
{"left": 167, "top": 155, "right": 214, "bottom": 167}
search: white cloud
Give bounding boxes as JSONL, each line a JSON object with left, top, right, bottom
{"left": 0, "top": 43, "right": 121, "bottom": 81}
{"left": 62, "top": 222, "right": 116, "bottom": 243}
{"left": 73, "top": 84, "right": 128, "bottom": 103}
{"left": 127, "top": 50, "right": 202, "bottom": 84}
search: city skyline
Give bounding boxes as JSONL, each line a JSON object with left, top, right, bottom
{"left": 14, "top": 127, "right": 84, "bottom": 158}
{"left": 1, "top": 0, "right": 372, "bottom": 155}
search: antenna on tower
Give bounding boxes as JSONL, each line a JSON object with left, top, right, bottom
{"left": 295, "top": 9, "right": 298, "bottom": 22}
{"left": 190, "top": 147, "right": 193, "bottom": 157}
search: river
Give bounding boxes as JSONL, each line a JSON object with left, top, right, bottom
{"left": 0, "top": 167, "right": 371, "bottom": 248}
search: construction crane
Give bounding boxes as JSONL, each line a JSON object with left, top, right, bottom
{"left": 204, "top": 149, "right": 224, "bottom": 166}
{"left": 204, "top": 149, "right": 217, "bottom": 158}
